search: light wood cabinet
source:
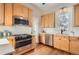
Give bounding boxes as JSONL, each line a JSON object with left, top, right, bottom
{"left": 39, "top": 33, "right": 45, "bottom": 44}
{"left": 0, "top": 3, "right": 32, "bottom": 26}
{"left": 54, "top": 35, "right": 69, "bottom": 52}
{"left": 54, "top": 35, "right": 62, "bottom": 49}
{"left": 5, "top": 3, "right": 32, "bottom": 27}
{"left": 13, "top": 4, "right": 29, "bottom": 18}
{"left": 41, "top": 16, "right": 45, "bottom": 28}
{"left": 74, "top": 4, "right": 79, "bottom": 26}
{"left": 5, "top": 3, "right": 13, "bottom": 26}
{"left": 40, "top": 13, "right": 55, "bottom": 28}
{"left": 23, "top": 6, "right": 29, "bottom": 19}
{"left": 70, "top": 37, "right": 79, "bottom": 54}
{"left": 13, "top": 4, "right": 23, "bottom": 16}
{"left": 48, "top": 13, "right": 55, "bottom": 27}
{"left": 60, "top": 36, "right": 69, "bottom": 52}
{"left": 0, "top": 4, "right": 4, "bottom": 25}
{"left": 8, "top": 36, "right": 15, "bottom": 49}
{"left": 44, "top": 15, "right": 49, "bottom": 28}
{"left": 28, "top": 8, "right": 32, "bottom": 27}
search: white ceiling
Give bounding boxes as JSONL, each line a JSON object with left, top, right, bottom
{"left": 22, "top": 3, "right": 75, "bottom": 16}
{"left": 32, "top": 3, "right": 74, "bottom": 14}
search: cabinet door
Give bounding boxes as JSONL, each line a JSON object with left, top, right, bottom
{"left": 44, "top": 15, "right": 49, "bottom": 28}
{"left": 40, "top": 13, "right": 55, "bottom": 28}
{"left": 48, "top": 13, "right": 55, "bottom": 28}
{"left": 54, "top": 35, "right": 69, "bottom": 52}
{"left": 13, "top": 4, "right": 23, "bottom": 16}
{"left": 70, "top": 37, "right": 79, "bottom": 54}
{"left": 40, "top": 33, "right": 45, "bottom": 44}
{"left": 74, "top": 4, "right": 79, "bottom": 26}
{"left": 23, "top": 6, "right": 28, "bottom": 18}
{"left": 5, "top": 3, "right": 13, "bottom": 26}
{"left": 0, "top": 4, "right": 4, "bottom": 25}
{"left": 60, "top": 36, "right": 69, "bottom": 52}
{"left": 8, "top": 36, "right": 15, "bottom": 49}
{"left": 41, "top": 16, "right": 45, "bottom": 28}
{"left": 54, "top": 35, "right": 61, "bottom": 49}
{"left": 40, "top": 16, "right": 43, "bottom": 28}
{"left": 28, "top": 8, "right": 32, "bottom": 27}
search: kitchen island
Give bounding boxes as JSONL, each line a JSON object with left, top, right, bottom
{"left": 0, "top": 38, "right": 15, "bottom": 55}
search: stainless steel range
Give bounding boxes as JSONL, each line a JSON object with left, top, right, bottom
{"left": 13, "top": 34, "right": 32, "bottom": 48}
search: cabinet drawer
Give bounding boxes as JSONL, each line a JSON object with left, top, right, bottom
{"left": 70, "top": 37, "right": 79, "bottom": 41}
{"left": 54, "top": 35, "right": 61, "bottom": 40}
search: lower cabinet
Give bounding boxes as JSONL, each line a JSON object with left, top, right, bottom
{"left": 54, "top": 35, "right": 69, "bottom": 52}
{"left": 39, "top": 33, "right": 45, "bottom": 44}
{"left": 60, "top": 36, "right": 69, "bottom": 52}
{"left": 8, "top": 36, "right": 15, "bottom": 49}
{"left": 54, "top": 35, "right": 62, "bottom": 49}
{"left": 70, "top": 37, "right": 79, "bottom": 54}
{"left": 54, "top": 35, "right": 79, "bottom": 54}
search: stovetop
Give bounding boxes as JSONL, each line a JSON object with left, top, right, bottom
{"left": 12, "top": 34, "right": 30, "bottom": 36}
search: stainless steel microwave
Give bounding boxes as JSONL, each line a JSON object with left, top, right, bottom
{"left": 13, "top": 16, "right": 29, "bottom": 25}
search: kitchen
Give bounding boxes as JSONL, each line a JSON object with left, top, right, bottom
{"left": 0, "top": 3, "right": 79, "bottom": 55}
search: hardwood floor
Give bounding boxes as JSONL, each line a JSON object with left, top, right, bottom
{"left": 23, "top": 44, "right": 70, "bottom": 55}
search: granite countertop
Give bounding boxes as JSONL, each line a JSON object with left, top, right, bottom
{"left": 54, "top": 34, "right": 79, "bottom": 37}
{"left": 40, "top": 32, "right": 79, "bottom": 37}
{"left": 0, "top": 44, "right": 15, "bottom": 55}
{"left": 0, "top": 38, "right": 9, "bottom": 45}
{"left": 0, "top": 38, "right": 15, "bottom": 55}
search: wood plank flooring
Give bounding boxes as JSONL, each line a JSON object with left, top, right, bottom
{"left": 24, "top": 44, "right": 70, "bottom": 55}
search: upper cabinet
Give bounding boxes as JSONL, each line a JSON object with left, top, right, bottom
{"left": 5, "top": 3, "right": 13, "bottom": 26}
{"left": 40, "top": 13, "right": 55, "bottom": 28}
{"left": 0, "top": 4, "right": 4, "bottom": 25}
{"left": 23, "top": 6, "right": 29, "bottom": 18}
{"left": 3, "top": 3, "right": 32, "bottom": 27}
{"left": 48, "top": 13, "right": 55, "bottom": 27}
{"left": 28, "top": 8, "right": 32, "bottom": 27}
{"left": 41, "top": 16, "right": 45, "bottom": 28}
{"left": 74, "top": 4, "right": 79, "bottom": 27}
{"left": 13, "top": 4, "right": 23, "bottom": 16}
{"left": 44, "top": 15, "right": 49, "bottom": 28}
{"left": 13, "top": 4, "right": 32, "bottom": 27}
{"left": 13, "top": 4, "right": 29, "bottom": 19}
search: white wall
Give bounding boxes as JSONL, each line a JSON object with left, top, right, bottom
{"left": 32, "top": 16, "right": 40, "bottom": 43}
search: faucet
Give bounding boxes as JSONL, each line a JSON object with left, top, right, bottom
{"left": 61, "top": 29, "right": 66, "bottom": 34}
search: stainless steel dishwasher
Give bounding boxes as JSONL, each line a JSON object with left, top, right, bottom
{"left": 45, "top": 34, "right": 53, "bottom": 46}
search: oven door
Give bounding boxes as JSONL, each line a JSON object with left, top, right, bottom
{"left": 15, "top": 39, "right": 32, "bottom": 48}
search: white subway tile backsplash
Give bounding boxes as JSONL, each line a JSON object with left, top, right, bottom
{"left": 0, "top": 25, "right": 31, "bottom": 35}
